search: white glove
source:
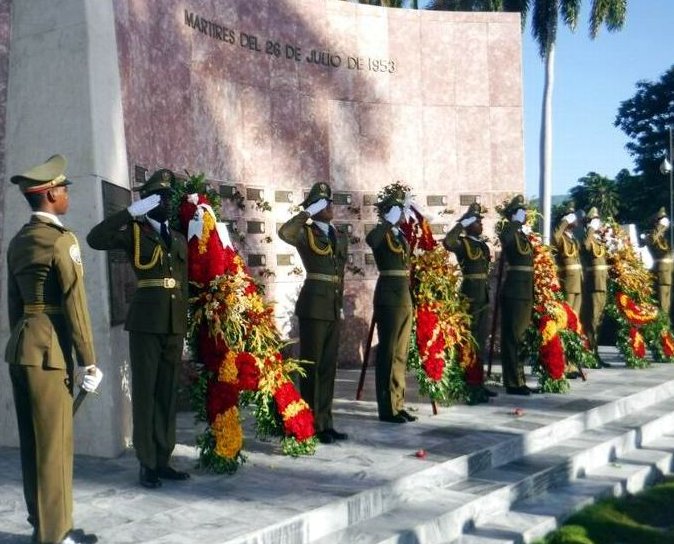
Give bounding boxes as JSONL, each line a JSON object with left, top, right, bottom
{"left": 660, "top": 217, "right": 670, "bottom": 228}
{"left": 521, "top": 224, "right": 532, "bottom": 235}
{"left": 589, "top": 218, "right": 601, "bottom": 231}
{"left": 460, "top": 216, "right": 477, "bottom": 228}
{"left": 128, "top": 194, "right": 161, "bottom": 218}
{"left": 512, "top": 209, "right": 526, "bottom": 223}
{"left": 563, "top": 212, "right": 577, "bottom": 224}
{"left": 304, "top": 198, "right": 328, "bottom": 217}
{"left": 403, "top": 207, "right": 414, "bottom": 222}
{"left": 79, "top": 365, "right": 103, "bottom": 393}
{"left": 384, "top": 206, "right": 402, "bottom": 225}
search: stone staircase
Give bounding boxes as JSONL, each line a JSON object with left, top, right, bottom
{"left": 226, "top": 368, "right": 674, "bottom": 544}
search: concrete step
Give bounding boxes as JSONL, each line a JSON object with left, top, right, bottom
{"left": 307, "top": 398, "right": 674, "bottom": 544}
{"left": 454, "top": 436, "right": 674, "bottom": 544}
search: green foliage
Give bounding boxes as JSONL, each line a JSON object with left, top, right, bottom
{"left": 281, "top": 436, "right": 317, "bottom": 457}
{"left": 537, "top": 477, "right": 674, "bottom": 544}
{"left": 195, "top": 428, "right": 246, "bottom": 474}
{"left": 169, "top": 171, "right": 222, "bottom": 231}
{"left": 569, "top": 172, "right": 620, "bottom": 220}
{"left": 614, "top": 65, "right": 674, "bottom": 225}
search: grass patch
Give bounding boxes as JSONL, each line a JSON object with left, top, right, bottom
{"left": 535, "top": 477, "right": 674, "bottom": 544}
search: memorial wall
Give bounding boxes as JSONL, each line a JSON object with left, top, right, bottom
{"left": 0, "top": 0, "right": 523, "bottom": 456}
{"left": 114, "top": 0, "right": 524, "bottom": 363}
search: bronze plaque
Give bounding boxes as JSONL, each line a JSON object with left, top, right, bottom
{"left": 220, "top": 184, "right": 236, "bottom": 198}
{"left": 276, "top": 254, "right": 295, "bottom": 266}
{"left": 332, "top": 192, "right": 352, "bottom": 205}
{"left": 246, "top": 187, "right": 264, "bottom": 201}
{"left": 427, "top": 195, "right": 448, "bottom": 207}
{"left": 363, "top": 194, "right": 378, "bottom": 206}
{"left": 133, "top": 165, "right": 147, "bottom": 186}
{"left": 247, "top": 221, "right": 266, "bottom": 234}
{"left": 275, "top": 190, "right": 294, "bottom": 203}
{"left": 459, "top": 194, "right": 479, "bottom": 206}
{"left": 248, "top": 254, "right": 267, "bottom": 267}
{"left": 101, "top": 181, "right": 134, "bottom": 326}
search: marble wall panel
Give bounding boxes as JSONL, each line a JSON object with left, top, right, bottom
{"left": 111, "top": 0, "right": 524, "bottom": 362}
{"left": 488, "top": 22, "right": 522, "bottom": 107}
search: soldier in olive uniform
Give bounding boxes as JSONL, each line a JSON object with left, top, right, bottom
{"left": 5, "top": 155, "right": 102, "bottom": 544}
{"left": 580, "top": 207, "right": 610, "bottom": 367}
{"left": 443, "top": 202, "right": 497, "bottom": 401}
{"left": 498, "top": 195, "right": 534, "bottom": 395}
{"left": 645, "top": 207, "right": 673, "bottom": 316}
{"left": 278, "top": 182, "right": 349, "bottom": 444}
{"left": 552, "top": 203, "right": 583, "bottom": 316}
{"left": 87, "top": 169, "right": 189, "bottom": 488}
{"left": 366, "top": 189, "right": 417, "bottom": 423}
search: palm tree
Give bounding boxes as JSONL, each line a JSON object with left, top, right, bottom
{"left": 532, "top": 0, "right": 627, "bottom": 242}
{"left": 570, "top": 171, "right": 620, "bottom": 219}
{"left": 428, "top": 0, "right": 627, "bottom": 242}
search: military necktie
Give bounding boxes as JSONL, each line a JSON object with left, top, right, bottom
{"left": 160, "top": 222, "right": 171, "bottom": 247}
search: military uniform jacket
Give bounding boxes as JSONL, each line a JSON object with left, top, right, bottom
{"left": 5, "top": 216, "right": 96, "bottom": 368}
{"left": 443, "top": 223, "right": 491, "bottom": 303}
{"left": 87, "top": 209, "right": 188, "bottom": 334}
{"left": 581, "top": 227, "right": 608, "bottom": 292}
{"left": 499, "top": 221, "right": 534, "bottom": 301}
{"left": 646, "top": 224, "right": 673, "bottom": 287}
{"left": 366, "top": 223, "right": 413, "bottom": 308}
{"left": 278, "top": 212, "right": 348, "bottom": 321}
{"left": 552, "top": 220, "right": 583, "bottom": 294}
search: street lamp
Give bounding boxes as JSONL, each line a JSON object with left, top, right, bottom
{"left": 660, "top": 126, "right": 674, "bottom": 249}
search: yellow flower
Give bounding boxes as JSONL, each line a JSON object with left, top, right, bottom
{"left": 219, "top": 351, "right": 238, "bottom": 383}
{"left": 283, "top": 399, "right": 310, "bottom": 420}
{"left": 198, "top": 211, "right": 216, "bottom": 254}
{"left": 212, "top": 407, "right": 243, "bottom": 459}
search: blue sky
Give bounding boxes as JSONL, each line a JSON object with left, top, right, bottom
{"left": 521, "top": 0, "right": 674, "bottom": 198}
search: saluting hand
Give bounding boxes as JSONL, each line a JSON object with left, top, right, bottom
{"left": 460, "top": 216, "right": 477, "bottom": 228}
{"left": 127, "top": 194, "right": 161, "bottom": 218}
{"left": 511, "top": 208, "right": 526, "bottom": 224}
{"left": 304, "top": 198, "right": 329, "bottom": 217}
{"left": 660, "top": 217, "right": 671, "bottom": 228}
{"left": 384, "top": 205, "right": 402, "bottom": 226}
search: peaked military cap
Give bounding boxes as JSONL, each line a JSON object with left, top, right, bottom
{"left": 459, "top": 201, "right": 487, "bottom": 222}
{"left": 11, "top": 154, "right": 72, "bottom": 194}
{"left": 655, "top": 207, "right": 668, "bottom": 220}
{"left": 301, "top": 182, "right": 333, "bottom": 209}
{"left": 502, "top": 194, "right": 526, "bottom": 217}
{"left": 585, "top": 207, "right": 599, "bottom": 220}
{"left": 134, "top": 168, "right": 175, "bottom": 197}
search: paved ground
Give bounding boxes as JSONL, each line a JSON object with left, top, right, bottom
{"left": 1, "top": 348, "right": 671, "bottom": 543}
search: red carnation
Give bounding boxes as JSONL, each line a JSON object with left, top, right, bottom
{"left": 206, "top": 381, "right": 240, "bottom": 423}
{"left": 236, "top": 352, "right": 260, "bottom": 391}
{"left": 416, "top": 306, "right": 439, "bottom": 350}
{"left": 562, "top": 302, "right": 579, "bottom": 333}
{"left": 274, "top": 381, "right": 301, "bottom": 412}
{"left": 284, "top": 410, "right": 315, "bottom": 441}
{"left": 539, "top": 335, "right": 565, "bottom": 380}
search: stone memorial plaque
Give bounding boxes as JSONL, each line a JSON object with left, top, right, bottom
{"left": 276, "top": 254, "right": 295, "bottom": 266}
{"left": 247, "top": 187, "right": 264, "bottom": 201}
{"left": 427, "top": 195, "right": 448, "bottom": 207}
{"left": 332, "top": 192, "right": 352, "bottom": 205}
{"left": 101, "top": 181, "right": 134, "bottom": 326}
{"left": 460, "top": 194, "right": 479, "bottom": 206}
{"left": 275, "top": 190, "right": 293, "bottom": 203}
{"left": 247, "top": 221, "right": 266, "bottom": 234}
{"left": 363, "top": 194, "right": 378, "bottom": 207}
{"left": 248, "top": 254, "right": 267, "bottom": 267}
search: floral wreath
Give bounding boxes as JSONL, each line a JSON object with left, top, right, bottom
{"left": 599, "top": 220, "right": 674, "bottom": 367}
{"left": 171, "top": 173, "right": 316, "bottom": 473}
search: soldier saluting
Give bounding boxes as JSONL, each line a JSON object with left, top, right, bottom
{"left": 5, "top": 155, "right": 102, "bottom": 544}
{"left": 443, "top": 202, "right": 497, "bottom": 402}
{"left": 279, "top": 182, "right": 349, "bottom": 444}
{"left": 552, "top": 203, "right": 583, "bottom": 316}
{"left": 644, "top": 207, "right": 673, "bottom": 316}
{"left": 87, "top": 169, "right": 189, "bottom": 488}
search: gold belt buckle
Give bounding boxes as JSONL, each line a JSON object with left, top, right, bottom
{"left": 164, "top": 278, "right": 176, "bottom": 288}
